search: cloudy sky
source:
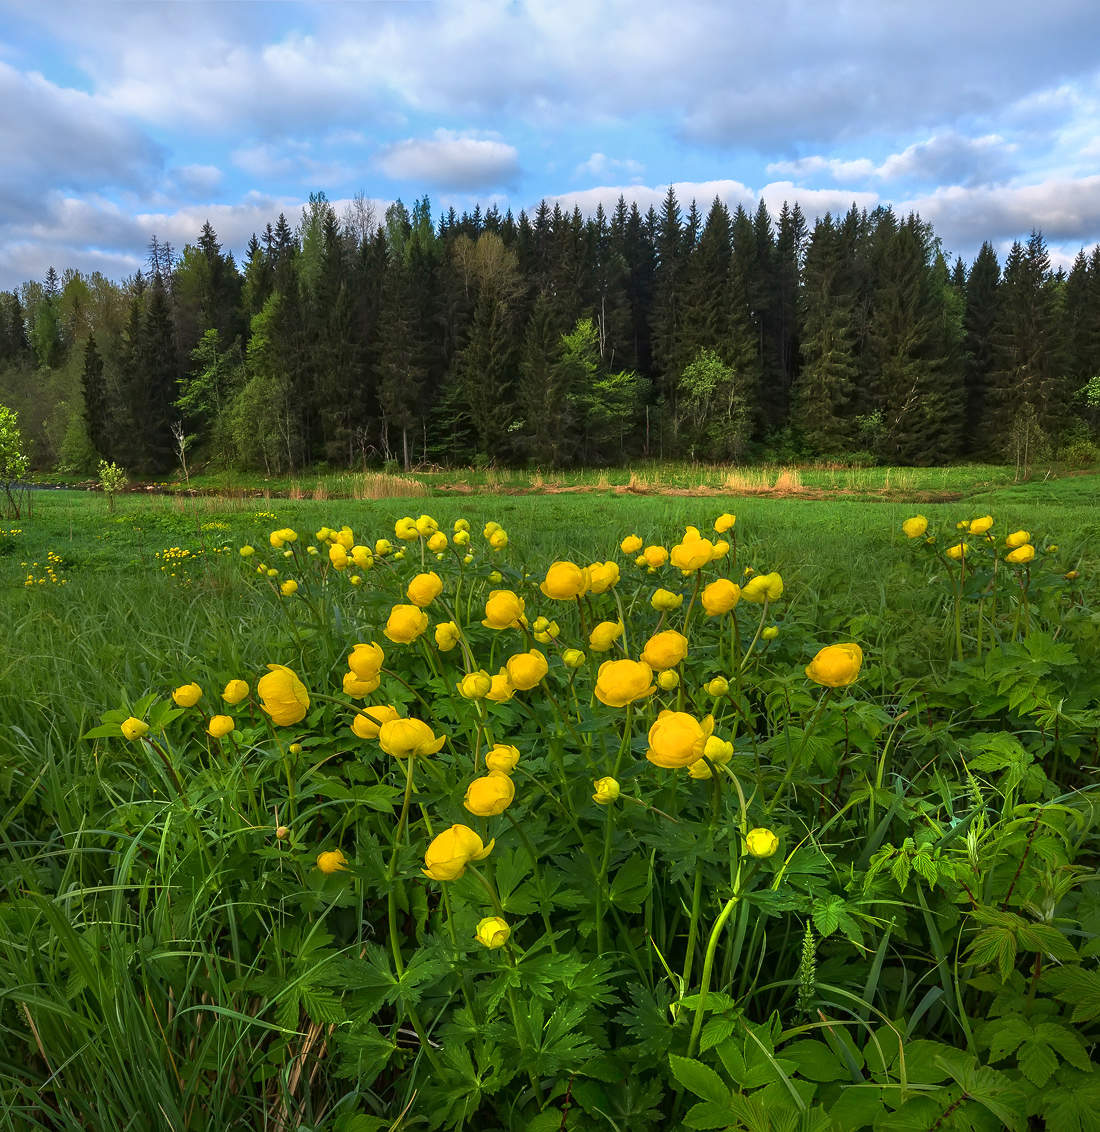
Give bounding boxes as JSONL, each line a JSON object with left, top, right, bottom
{"left": 2, "top": 0, "right": 1100, "bottom": 290}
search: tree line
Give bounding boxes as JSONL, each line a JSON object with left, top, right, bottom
{"left": 1, "top": 189, "right": 1098, "bottom": 474}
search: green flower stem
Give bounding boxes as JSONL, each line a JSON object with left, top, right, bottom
{"left": 687, "top": 867, "right": 745, "bottom": 1058}
{"left": 596, "top": 704, "right": 633, "bottom": 955}
{"left": 739, "top": 599, "right": 770, "bottom": 671}
{"left": 380, "top": 667, "right": 434, "bottom": 714}
{"left": 613, "top": 588, "right": 630, "bottom": 654}
{"left": 681, "top": 764, "right": 724, "bottom": 990}
{"left": 503, "top": 811, "right": 557, "bottom": 953}
{"left": 385, "top": 758, "right": 417, "bottom": 977}
{"left": 767, "top": 687, "right": 833, "bottom": 816}
{"left": 681, "top": 573, "right": 703, "bottom": 637}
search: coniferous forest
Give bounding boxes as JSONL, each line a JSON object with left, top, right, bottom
{"left": 2, "top": 189, "right": 1099, "bottom": 474}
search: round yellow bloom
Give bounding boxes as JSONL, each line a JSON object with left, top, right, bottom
{"left": 222, "top": 679, "right": 249, "bottom": 705}
{"left": 483, "top": 521, "right": 501, "bottom": 538}
{"left": 375, "top": 538, "right": 393, "bottom": 556}
{"left": 741, "top": 572, "right": 783, "bottom": 603}
{"left": 427, "top": 531, "right": 448, "bottom": 553}
{"left": 457, "top": 670, "right": 493, "bottom": 699}
{"left": 589, "top": 620, "right": 624, "bottom": 652}
{"left": 239, "top": 545, "right": 255, "bottom": 557}
{"left": 280, "top": 579, "right": 299, "bottom": 597}
{"left": 348, "top": 642, "right": 385, "bottom": 680}
{"left": 406, "top": 572, "right": 443, "bottom": 607}
{"left": 562, "top": 648, "right": 586, "bottom": 668}
{"left": 701, "top": 578, "right": 741, "bottom": 616}
{"left": 763, "top": 626, "right": 779, "bottom": 641}
{"left": 342, "top": 669, "right": 379, "bottom": 698}
{"left": 266, "top": 567, "right": 279, "bottom": 578}
{"left": 394, "top": 517, "right": 419, "bottom": 541}
{"left": 646, "top": 710, "right": 713, "bottom": 768}
{"left": 1005, "top": 544, "right": 1036, "bottom": 565}
{"left": 945, "top": 543, "right": 968, "bottom": 560}
{"left": 689, "top": 760, "right": 712, "bottom": 779}
{"left": 317, "top": 849, "right": 348, "bottom": 874}
{"left": 335, "top": 527, "right": 354, "bottom": 550}
{"left": 714, "top": 513, "right": 736, "bottom": 534}
{"left": 454, "top": 518, "right": 470, "bottom": 533}
{"left": 384, "top": 604, "right": 429, "bottom": 644}
{"left": 651, "top": 588, "right": 684, "bottom": 611}
{"left": 595, "top": 659, "right": 656, "bottom": 707}
{"left": 587, "top": 560, "right": 620, "bottom": 594}
{"left": 705, "top": 676, "right": 729, "bottom": 697}
{"left": 464, "top": 771, "right": 516, "bottom": 817}
{"left": 642, "top": 545, "right": 668, "bottom": 568}
{"left": 657, "top": 669, "right": 680, "bottom": 691}
{"left": 745, "top": 828, "right": 779, "bottom": 858}
{"left": 423, "top": 824, "right": 494, "bottom": 881}
{"left": 1065, "top": 570, "right": 1079, "bottom": 580}
{"left": 902, "top": 515, "right": 928, "bottom": 539}
{"left": 592, "top": 777, "right": 620, "bottom": 804}
{"left": 351, "top": 705, "right": 400, "bottom": 740}
{"left": 120, "top": 717, "right": 149, "bottom": 741}
{"left": 257, "top": 664, "right": 310, "bottom": 726}
{"left": 620, "top": 534, "right": 643, "bottom": 554}
{"left": 485, "top": 743, "right": 520, "bottom": 772}
{"left": 288, "top": 743, "right": 302, "bottom": 755}
{"left": 415, "top": 514, "right": 438, "bottom": 537}
{"left": 474, "top": 916, "right": 510, "bottom": 949}
{"left": 453, "top": 529, "right": 471, "bottom": 547}
{"left": 670, "top": 533, "right": 715, "bottom": 572}
{"left": 969, "top": 515, "right": 994, "bottom": 535}
{"left": 703, "top": 735, "right": 734, "bottom": 765}
{"left": 328, "top": 544, "right": 348, "bottom": 570}
{"left": 488, "top": 569, "right": 502, "bottom": 583}
{"left": 435, "top": 621, "right": 461, "bottom": 651}
{"left": 207, "top": 715, "right": 235, "bottom": 738}
{"left": 351, "top": 545, "right": 374, "bottom": 570}
{"left": 540, "top": 560, "right": 589, "bottom": 600}
{"left": 486, "top": 670, "right": 515, "bottom": 703}
{"left": 489, "top": 529, "right": 509, "bottom": 550}
{"left": 269, "top": 529, "right": 287, "bottom": 548}
{"left": 505, "top": 649, "right": 548, "bottom": 691}
{"left": 483, "top": 589, "right": 525, "bottom": 629}
{"left": 378, "top": 717, "right": 446, "bottom": 759}
{"left": 805, "top": 643, "right": 863, "bottom": 688}
{"left": 640, "top": 629, "right": 689, "bottom": 671}
{"left": 712, "top": 539, "right": 730, "bottom": 559}
{"left": 172, "top": 683, "right": 202, "bottom": 708}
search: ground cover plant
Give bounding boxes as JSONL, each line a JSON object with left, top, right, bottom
{"left": 0, "top": 487, "right": 1098, "bottom": 1130}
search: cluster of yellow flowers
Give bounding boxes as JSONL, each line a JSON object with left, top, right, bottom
{"left": 22, "top": 550, "right": 66, "bottom": 587}
{"left": 902, "top": 512, "right": 1076, "bottom": 575}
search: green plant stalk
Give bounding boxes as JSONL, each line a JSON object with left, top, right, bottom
{"left": 596, "top": 703, "right": 633, "bottom": 955}
{"left": 739, "top": 598, "right": 770, "bottom": 671}
{"left": 680, "top": 771, "right": 722, "bottom": 991}
{"left": 687, "top": 862, "right": 744, "bottom": 1058}
{"left": 767, "top": 687, "right": 834, "bottom": 815}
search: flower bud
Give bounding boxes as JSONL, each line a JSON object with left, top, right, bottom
{"left": 657, "top": 669, "right": 679, "bottom": 691}
{"left": 474, "top": 916, "right": 510, "bottom": 949}
{"left": 592, "top": 777, "right": 620, "bottom": 804}
{"left": 745, "top": 828, "right": 779, "bottom": 858}
{"left": 562, "top": 648, "right": 586, "bottom": 669}
{"left": 316, "top": 849, "right": 348, "bottom": 874}
{"left": 705, "top": 676, "right": 729, "bottom": 697}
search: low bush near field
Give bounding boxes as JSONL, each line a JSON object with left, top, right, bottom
{"left": 3, "top": 509, "right": 1098, "bottom": 1130}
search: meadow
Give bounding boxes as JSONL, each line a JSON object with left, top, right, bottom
{"left": 0, "top": 473, "right": 1098, "bottom": 1131}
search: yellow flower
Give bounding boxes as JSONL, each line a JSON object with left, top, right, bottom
{"left": 328, "top": 543, "right": 349, "bottom": 570}
{"left": 587, "top": 560, "right": 620, "bottom": 593}
{"left": 945, "top": 543, "right": 968, "bottom": 560}
{"left": 474, "top": 916, "right": 510, "bottom": 949}
{"left": 711, "top": 539, "right": 730, "bottom": 559}
{"left": 266, "top": 567, "right": 279, "bottom": 578}
{"left": 317, "top": 849, "right": 348, "bottom": 874}
{"left": 435, "top": 621, "right": 461, "bottom": 651}
{"left": 483, "top": 589, "right": 525, "bottom": 629}
{"left": 342, "top": 670, "right": 379, "bottom": 698}
{"left": 207, "top": 715, "right": 234, "bottom": 738}
{"left": 454, "top": 518, "right": 470, "bottom": 533}
{"left": 239, "top": 545, "right": 255, "bottom": 557}
{"left": 453, "top": 529, "right": 471, "bottom": 547}
{"left": 257, "top": 664, "right": 310, "bottom": 726}
{"left": 120, "top": 717, "right": 149, "bottom": 741}
{"left": 407, "top": 572, "right": 443, "bottom": 607}
{"left": 487, "top": 569, "right": 502, "bottom": 583}
{"left": 741, "top": 572, "right": 783, "bottom": 603}
{"left": 589, "top": 620, "right": 624, "bottom": 652}
{"left": 1005, "top": 530, "right": 1029, "bottom": 548}
{"left": 689, "top": 760, "right": 712, "bottom": 779}
{"left": 427, "top": 531, "right": 448, "bottom": 553}
{"left": 464, "top": 771, "right": 516, "bottom": 817}
{"left": 745, "top": 828, "right": 779, "bottom": 858}
{"left": 620, "top": 534, "right": 643, "bottom": 554}
{"left": 714, "top": 513, "right": 736, "bottom": 534}
{"left": 222, "top": 679, "right": 249, "bottom": 705}
{"left": 701, "top": 579, "right": 741, "bottom": 616}
{"left": 540, "top": 560, "right": 590, "bottom": 600}
{"left": 592, "top": 777, "right": 620, "bottom": 804}
{"left": 375, "top": 538, "right": 393, "bottom": 556}
{"left": 657, "top": 669, "right": 679, "bottom": 691}
{"left": 670, "top": 531, "right": 715, "bottom": 572}
{"left": 763, "top": 626, "right": 779, "bottom": 641}
{"left": 288, "top": 743, "right": 302, "bottom": 755}
{"left": 457, "top": 670, "right": 493, "bottom": 699}
{"left": 351, "top": 544, "right": 373, "bottom": 569}
{"left": 415, "top": 514, "right": 438, "bottom": 537}
{"left": 651, "top": 588, "right": 684, "bottom": 611}
{"left": 969, "top": 515, "right": 994, "bottom": 535}
{"left": 394, "top": 517, "right": 419, "bottom": 541}
{"left": 485, "top": 743, "right": 520, "bottom": 772}
{"left": 640, "top": 629, "right": 689, "bottom": 671}
{"left": 483, "top": 521, "right": 501, "bottom": 538}
{"left": 378, "top": 717, "right": 446, "bottom": 759}
{"left": 956, "top": 519, "right": 970, "bottom": 531}
{"left": 562, "top": 648, "right": 586, "bottom": 668}
{"left": 705, "top": 676, "right": 729, "bottom": 697}
{"left": 489, "top": 529, "right": 509, "bottom": 550}
{"left": 348, "top": 642, "right": 385, "bottom": 680}
{"left": 902, "top": 515, "right": 928, "bottom": 539}
{"left": 486, "top": 669, "right": 515, "bottom": 703}
{"left": 269, "top": 529, "right": 287, "bottom": 548}
{"left": 646, "top": 710, "right": 713, "bottom": 768}
{"left": 384, "top": 604, "right": 429, "bottom": 644}
{"left": 595, "top": 659, "right": 656, "bottom": 707}
{"left": 1065, "top": 570, "right": 1079, "bottom": 580}
{"left": 805, "top": 643, "right": 863, "bottom": 688}
{"left": 703, "top": 735, "right": 734, "bottom": 765}
{"left": 172, "top": 683, "right": 202, "bottom": 708}
{"left": 351, "top": 705, "right": 400, "bottom": 740}
{"left": 1005, "top": 544, "right": 1036, "bottom": 565}
{"left": 642, "top": 545, "right": 668, "bottom": 568}
{"left": 280, "top": 579, "right": 299, "bottom": 597}
{"left": 423, "top": 824, "right": 494, "bottom": 881}
{"left": 336, "top": 527, "right": 354, "bottom": 550}
{"left": 505, "top": 649, "right": 548, "bottom": 691}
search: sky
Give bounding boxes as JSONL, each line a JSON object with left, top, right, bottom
{"left": 2, "top": 0, "right": 1100, "bottom": 291}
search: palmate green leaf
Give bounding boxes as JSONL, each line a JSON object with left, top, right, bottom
{"left": 610, "top": 852, "right": 651, "bottom": 912}
{"left": 1040, "top": 964, "right": 1100, "bottom": 1023}
{"left": 668, "top": 1054, "right": 730, "bottom": 1105}
{"left": 1035, "top": 1067, "right": 1100, "bottom": 1132}
{"left": 966, "top": 926, "right": 1018, "bottom": 981}
{"left": 938, "top": 1054, "right": 1027, "bottom": 1131}
{"left": 1016, "top": 1037, "right": 1059, "bottom": 1086}
{"left": 617, "top": 983, "right": 676, "bottom": 1058}
{"left": 812, "top": 894, "right": 843, "bottom": 938}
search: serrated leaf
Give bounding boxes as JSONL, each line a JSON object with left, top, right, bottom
{"left": 812, "top": 895, "right": 843, "bottom": 938}
{"left": 668, "top": 1054, "right": 730, "bottom": 1105}
{"left": 609, "top": 853, "right": 651, "bottom": 913}
{"left": 1017, "top": 1037, "right": 1059, "bottom": 1087}
{"left": 683, "top": 1100, "right": 739, "bottom": 1129}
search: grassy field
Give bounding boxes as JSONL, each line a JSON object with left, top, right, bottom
{"left": 1, "top": 477, "right": 1098, "bottom": 1130}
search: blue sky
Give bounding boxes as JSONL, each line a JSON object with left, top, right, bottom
{"left": 2, "top": 0, "right": 1100, "bottom": 289}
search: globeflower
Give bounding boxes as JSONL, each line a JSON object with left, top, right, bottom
{"left": 328, "top": 544, "right": 348, "bottom": 570}
{"left": 642, "top": 545, "right": 669, "bottom": 568}
{"left": 342, "top": 670, "right": 379, "bottom": 698}
{"left": 423, "top": 824, "right": 494, "bottom": 881}
{"left": 415, "top": 514, "right": 438, "bottom": 537}
{"left": 172, "top": 683, "right": 202, "bottom": 708}
{"left": 969, "top": 515, "right": 994, "bottom": 535}
{"left": 741, "top": 572, "right": 783, "bottom": 603}
{"left": 222, "top": 679, "right": 249, "bottom": 705}
{"left": 589, "top": 620, "right": 624, "bottom": 652}
{"left": 595, "top": 659, "right": 656, "bottom": 707}
{"left": 384, "top": 604, "right": 429, "bottom": 644}
{"left": 658, "top": 670, "right": 679, "bottom": 691}
{"left": 1005, "top": 530, "right": 1030, "bottom": 548}
{"left": 457, "top": 670, "right": 493, "bottom": 700}
{"left": 374, "top": 538, "right": 393, "bottom": 556}
{"left": 592, "top": 777, "right": 620, "bottom": 804}
{"left": 745, "top": 828, "right": 779, "bottom": 858}
{"left": 902, "top": 515, "right": 928, "bottom": 539}
{"left": 474, "top": 916, "right": 510, "bottom": 949}
{"left": 317, "top": 849, "right": 348, "bottom": 874}
{"left": 540, "top": 560, "right": 589, "bottom": 600}
{"left": 207, "top": 715, "right": 234, "bottom": 738}
{"left": 351, "top": 704, "right": 400, "bottom": 740}
{"left": 763, "top": 626, "right": 779, "bottom": 640}
{"left": 640, "top": 629, "right": 689, "bottom": 671}
{"left": 505, "top": 649, "right": 548, "bottom": 691}
{"left": 258, "top": 665, "right": 310, "bottom": 726}
{"left": 486, "top": 670, "right": 515, "bottom": 703}
{"left": 485, "top": 743, "right": 520, "bottom": 772}
{"left": 562, "top": 648, "right": 586, "bottom": 668}
{"left": 587, "top": 560, "right": 620, "bottom": 594}
{"left": 120, "top": 717, "right": 149, "bottom": 741}
{"left": 428, "top": 532, "right": 448, "bottom": 553}
{"left": 239, "top": 545, "right": 255, "bottom": 558}
{"left": 1005, "top": 544, "right": 1036, "bottom": 565}
{"left": 348, "top": 642, "right": 385, "bottom": 680}
{"left": 280, "top": 579, "right": 299, "bottom": 596}
{"left": 714, "top": 513, "right": 736, "bottom": 534}
{"left": 670, "top": 530, "right": 715, "bottom": 572}
{"left": 945, "top": 543, "right": 968, "bottom": 561}
{"left": 394, "top": 517, "right": 419, "bottom": 541}
{"left": 435, "top": 621, "right": 461, "bottom": 651}
{"left": 620, "top": 534, "right": 643, "bottom": 554}
{"left": 646, "top": 710, "right": 713, "bottom": 768}
{"left": 705, "top": 676, "right": 729, "bottom": 697}
{"left": 378, "top": 717, "right": 446, "bottom": 759}
{"left": 488, "top": 529, "right": 509, "bottom": 550}
{"left": 482, "top": 589, "right": 525, "bottom": 629}
{"left": 464, "top": 771, "right": 516, "bottom": 817}
{"left": 703, "top": 735, "right": 734, "bottom": 765}
{"left": 406, "top": 572, "right": 442, "bottom": 607}
{"left": 805, "top": 643, "right": 863, "bottom": 688}
{"left": 701, "top": 579, "right": 741, "bottom": 616}
{"left": 651, "top": 588, "right": 684, "bottom": 611}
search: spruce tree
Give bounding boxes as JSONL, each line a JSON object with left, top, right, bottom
{"left": 81, "top": 333, "right": 111, "bottom": 459}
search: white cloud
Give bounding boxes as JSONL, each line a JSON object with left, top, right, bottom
{"left": 173, "top": 164, "right": 223, "bottom": 195}
{"left": 376, "top": 131, "right": 520, "bottom": 190}
{"left": 575, "top": 153, "right": 644, "bottom": 181}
